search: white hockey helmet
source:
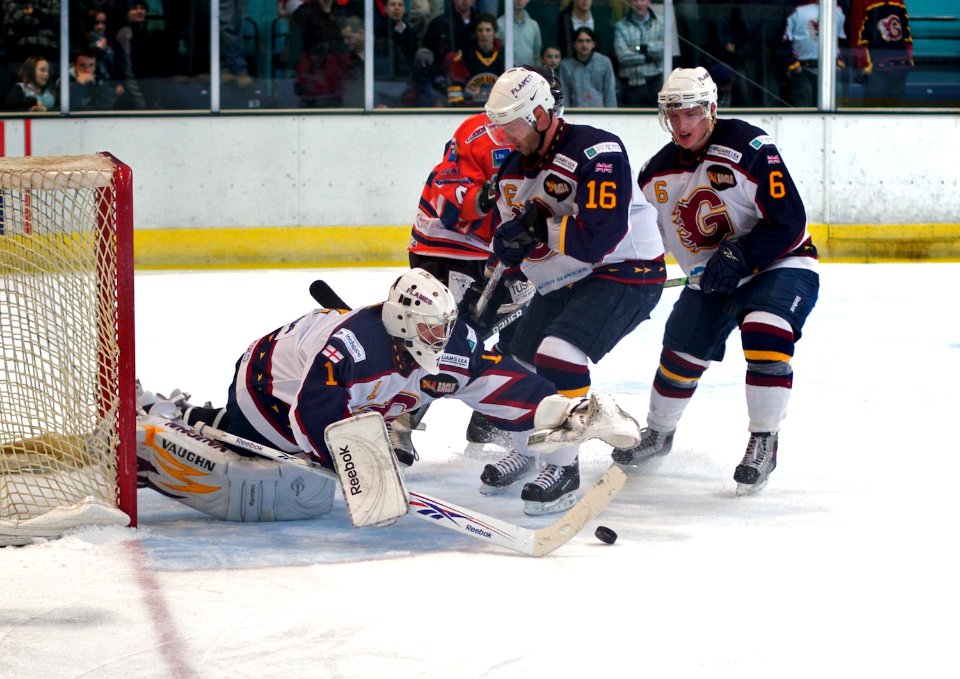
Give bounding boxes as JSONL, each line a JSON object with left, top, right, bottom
{"left": 657, "top": 67, "right": 718, "bottom": 133}
{"left": 382, "top": 268, "right": 458, "bottom": 374}
{"left": 485, "top": 67, "right": 558, "bottom": 145}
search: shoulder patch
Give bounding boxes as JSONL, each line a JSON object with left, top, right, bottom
{"left": 706, "top": 144, "right": 743, "bottom": 164}
{"left": 492, "top": 147, "right": 509, "bottom": 168}
{"left": 439, "top": 353, "right": 470, "bottom": 369}
{"left": 332, "top": 328, "right": 366, "bottom": 362}
{"left": 584, "top": 142, "right": 623, "bottom": 159}
{"left": 749, "top": 135, "right": 775, "bottom": 150}
{"left": 553, "top": 153, "right": 578, "bottom": 173}
{"left": 420, "top": 374, "right": 460, "bottom": 397}
{"left": 543, "top": 173, "right": 573, "bottom": 201}
{"left": 706, "top": 164, "right": 737, "bottom": 190}
{"left": 465, "top": 325, "right": 478, "bottom": 352}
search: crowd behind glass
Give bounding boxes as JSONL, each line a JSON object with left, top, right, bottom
{"left": 1, "top": 0, "right": 955, "bottom": 113}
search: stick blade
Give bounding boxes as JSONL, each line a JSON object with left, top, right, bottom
{"left": 309, "top": 280, "right": 351, "bottom": 310}
{"left": 529, "top": 465, "right": 627, "bottom": 557}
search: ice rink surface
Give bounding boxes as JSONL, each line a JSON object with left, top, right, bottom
{"left": 2, "top": 263, "right": 959, "bottom": 678}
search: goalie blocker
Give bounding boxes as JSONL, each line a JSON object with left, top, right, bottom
{"left": 137, "top": 412, "right": 408, "bottom": 527}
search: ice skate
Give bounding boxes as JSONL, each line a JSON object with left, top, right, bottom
{"left": 388, "top": 411, "right": 422, "bottom": 467}
{"left": 135, "top": 380, "right": 194, "bottom": 420}
{"left": 465, "top": 411, "right": 512, "bottom": 455}
{"left": 479, "top": 450, "right": 537, "bottom": 495}
{"left": 520, "top": 458, "right": 580, "bottom": 515}
{"left": 611, "top": 427, "right": 674, "bottom": 467}
{"left": 734, "top": 432, "right": 778, "bottom": 496}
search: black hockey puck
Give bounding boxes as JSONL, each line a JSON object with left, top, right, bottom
{"left": 594, "top": 525, "right": 618, "bottom": 545}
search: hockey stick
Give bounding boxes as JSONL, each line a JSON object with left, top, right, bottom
{"left": 471, "top": 261, "right": 504, "bottom": 320}
{"left": 664, "top": 274, "right": 701, "bottom": 288}
{"left": 310, "top": 273, "right": 699, "bottom": 341}
{"left": 309, "top": 279, "right": 350, "bottom": 309}
{"left": 191, "top": 421, "right": 624, "bottom": 557}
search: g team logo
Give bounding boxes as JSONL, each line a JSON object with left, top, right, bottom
{"left": 673, "top": 188, "right": 734, "bottom": 252}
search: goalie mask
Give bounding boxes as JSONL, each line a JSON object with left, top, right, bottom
{"left": 382, "top": 268, "right": 458, "bottom": 374}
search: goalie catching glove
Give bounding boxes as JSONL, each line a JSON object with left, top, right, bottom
{"left": 526, "top": 393, "right": 642, "bottom": 453}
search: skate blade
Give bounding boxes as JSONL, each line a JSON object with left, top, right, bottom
{"left": 479, "top": 483, "right": 514, "bottom": 496}
{"left": 612, "top": 453, "right": 668, "bottom": 472}
{"left": 464, "top": 441, "right": 511, "bottom": 458}
{"left": 736, "top": 476, "right": 769, "bottom": 496}
{"left": 522, "top": 492, "right": 578, "bottom": 516}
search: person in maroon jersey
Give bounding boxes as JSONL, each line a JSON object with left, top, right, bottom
{"left": 614, "top": 67, "right": 820, "bottom": 496}
{"left": 848, "top": 0, "right": 914, "bottom": 106}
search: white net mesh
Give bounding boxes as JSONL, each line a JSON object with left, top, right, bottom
{"left": 0, "top": 156, "right": 131, "bottom": 543}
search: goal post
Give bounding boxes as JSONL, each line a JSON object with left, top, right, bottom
{"left": 0, "top": 153, "right": 136, "bottom": 545}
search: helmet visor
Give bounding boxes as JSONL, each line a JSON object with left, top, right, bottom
{"left": 659, "top": 103, "right": 711, "bottom": 135}
{"left": 485, "top": 118, "right": 533, "bottom": 149}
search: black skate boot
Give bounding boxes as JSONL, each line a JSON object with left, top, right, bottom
{"left": 611, "top": 428, "right": 674, "bottom": 467}
{"left": 520, "top": 458, "right": 580, "bottom": 515}
{"left": 734, "top": 432, "right": 778, "bottom": 496}
{"left": 465, "top": 411, "right": 512, "bottom": 454}
{"left": 479, "top": 450, "right": 537, "bottom": 495}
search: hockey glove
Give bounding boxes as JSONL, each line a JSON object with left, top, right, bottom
{"left": 492, "top": 200, "right": 550, "bottom": 267}
{"left": 477, "top": 179, "right": 497, "bottom": 215}
{"left": 700, "top": 240, "right": 749, "bottom": 295}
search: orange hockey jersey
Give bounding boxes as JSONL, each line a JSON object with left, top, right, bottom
{"left": 409, "top": 112, "right": 512, "bottom": 261}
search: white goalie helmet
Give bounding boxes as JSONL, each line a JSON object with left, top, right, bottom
{"left": 382, "top": 268, "right": 458, "bottom": 374}
{"left": 657, "top": 67, "right": 718, "bottom": 134}
{"left": 484, "top": 67, "right": 558, "bottom": 146}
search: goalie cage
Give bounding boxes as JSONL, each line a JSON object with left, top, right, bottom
{"left": 0, "top": 154, "right": 136, "bottom": 546}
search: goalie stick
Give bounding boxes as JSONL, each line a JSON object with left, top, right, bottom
{"left": 191, "top": 421, "right": 625, "bottom": 557}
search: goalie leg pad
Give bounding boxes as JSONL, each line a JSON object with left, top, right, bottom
{"left": 137, "top": 415, "right": 335, "bottom": 521}
{"left": 324, "top": 413, "right": 410, "bottom": 528}
{"left": 527, "top": 392, "right": 642, "bottom": 453}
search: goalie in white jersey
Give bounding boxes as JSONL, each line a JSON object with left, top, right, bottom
{"left": 612, "top": 67, "right": 820, "bottom": 495}
{"left": 137, "top": 269, "right": 641, "bottom": 520}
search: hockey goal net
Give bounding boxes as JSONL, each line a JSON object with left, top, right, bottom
{"left": 0, "top": 154, "right": 136, "bottom": 546}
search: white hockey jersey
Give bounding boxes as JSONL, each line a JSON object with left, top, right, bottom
{"left": 637, "top": 118, "right": 818, "bottom": 284}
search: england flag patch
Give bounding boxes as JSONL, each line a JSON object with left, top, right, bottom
{"left": 322, "top": 345, "right": 344, "bottom": 363}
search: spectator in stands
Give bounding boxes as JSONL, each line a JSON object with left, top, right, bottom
{"left": 287, "top": 0, "right": 347, "bottom": 107}
{"left": 220, "top": 0, "right": 252, "bottom": 88}
{"left": 114, "top": 0, "right": 167, "bottom": 109}
{"left": 2, "top": 0, "right": 59, "bottom": 64}
{"left": 541, "top": 44, "right": 562, "bottom": 72}
{"left": 559, "top": 26, "right": 616, "bottom": 107}
{"left": 86, "top": 10, "right": 119, "bottom": 85}
{"left": 613, "top": 0, "right": 665, "bottom": 106}
{"left": 781, "top": 2, "right": 847, "bottom": 107}
{"left": 557, "top": 0, "right": 595, "bottom": 59}
{"left": 497, "top": 0, "right": 542, "bottom": 68}
{"left": 374, "top": 0, "right": 418, "bottom": 107}
{"left": 340, "top": 14, "right": 365, "bottom": 107}
{"left": 3, "top": 55, "right": 55, "bottom": 111}
{"left": 848, "top": 0, "right": 913, "bottom": 106}
{"left": 60, "top": 48, "right": 117, "bottom": 111}
{"left": 423, "top": 0, "right": 477, "bottom": 67}
{"left": 446, "top": 11, "right": 504, "bottom": 106}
